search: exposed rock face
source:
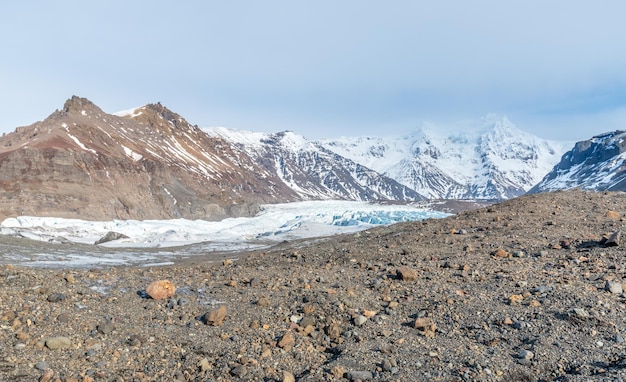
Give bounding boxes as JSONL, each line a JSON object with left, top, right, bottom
{"left": 530, "top": 130, "right": 626, "bottom": 193}
{"left": 0, "top": 96, "right": 293, "bottom": 221}
{"left": 206, "top": 128, "right": 424, "bottom": 202}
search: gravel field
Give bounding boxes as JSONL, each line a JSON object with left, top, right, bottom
{"left": 2, "top": 190, "right": 626, "bottom": 381}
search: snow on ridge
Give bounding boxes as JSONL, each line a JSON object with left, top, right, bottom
{"left": 320, "top": 114, "right": 572, "bottom": 200}
{"left": 203, "top": 127, "right": 266, "bottom": 148}
{"left": 113, "top": 106, "right": 144, "bottom": 118}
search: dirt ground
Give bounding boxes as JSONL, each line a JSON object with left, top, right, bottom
{"left": 2, "top": 189, "right": 626, "bottom": 381}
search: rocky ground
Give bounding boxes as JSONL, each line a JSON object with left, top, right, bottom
{"left": 2, "top": 190, "right": 626, "bottom": 381}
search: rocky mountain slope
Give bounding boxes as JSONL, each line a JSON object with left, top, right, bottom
{"left": 321, "top": 115, "right": 570, "bottom": 200}
{"left": 0, "top": 97, "right": 422, "bottom": 221}
{"left": 530, "top": 130, "right": 626, "bottom": 193}
{"left": 2, "top": 189, "right": 626, "bottom": 381}
{"left": 0, "top": 96, "right": 291, "bottom": 221}
{"left": 204, "top": 127, "right": 423, "bottom": 202}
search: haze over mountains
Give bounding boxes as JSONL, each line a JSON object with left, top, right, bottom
{"left": 0, "top": 96, "right": 621, "bottom": 221}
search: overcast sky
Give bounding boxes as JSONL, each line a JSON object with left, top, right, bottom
{"left": 1, "top": 1, "right": 625, "bottom": 141}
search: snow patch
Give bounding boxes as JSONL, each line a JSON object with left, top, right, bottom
{"left": 122, "top": 145, "right": 143, "bottom": 161}
{"left": 67, "top": 134, "right": 97, "bottom": 154}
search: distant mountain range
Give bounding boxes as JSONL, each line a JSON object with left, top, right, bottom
{"left": 0, "top": 96, "right": 616, "bottom": 221}
{"left": 320, "top": 115, "right": 570, "bottom": 200}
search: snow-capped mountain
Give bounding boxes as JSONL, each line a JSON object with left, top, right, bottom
{"left": 204, "top": 127, "right": 424, "bottom": 202}
{"left": 0, "top": 96, "right": 424, "bottom": 221}
{"left": 321, "top": 115, "right": 570, "bottom": 199}
{"left": 530, "top": 130, "right": 626, "bottom": 193}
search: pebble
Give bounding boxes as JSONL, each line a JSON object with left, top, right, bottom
{"left": 202, "top": 306, "right": 227, "bottom": 326}
{"left": 572, "top": 308, "right": 590, "bottom": 318}
{"left": 282, "top": 371, "right": 296, "bottom": 382}
{"left": 230, "top": 365, "right": 247, "bottom": 377}
{"left": 396, "top": 266, "right": 418, "bottom": 281}
{"left": 606, "top": 281, "right": 623, "bottom": 294}
{"left": 346, "top": 370, "right": 373, "bottom": 381}
{"left": 616, "top": 334, "right": 625, "bottom": 344}
{"left": 35, "top": 361, "right": 49, "bottom": 370}
{"left": 47, "top": 293, "right": 66, "bottom": 303}
{"left": 354, "top": 315, "right": 368, "bottom": 326}
{"left": 278, "top": 331, "right": 295, "bottom": 351}
{"left": 45, "top": 336, "right": 72, "bottom": 350}
{"left": 39, "top": 369, "right": 54, "bottom": 382}
{"left": 198, "top": 358, "right": 211, "bottom": 371}
{"left": 97, "top": 322, "right": 113, "bottom": 335}
{"left": 518, "top": 350, "right": 534, "bottom": 360}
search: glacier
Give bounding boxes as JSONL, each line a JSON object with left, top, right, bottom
{"left": 0, "top": 200, "right": 448, "bottom": 268}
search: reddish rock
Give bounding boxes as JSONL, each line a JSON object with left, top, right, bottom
{"left": 145, "top": 280, "right": 176, "bottom": 300}
{"left": 277, "top": 331, "right": 295, "bottom": 350}
{"left": 492, "top": 248, "right": 510, "bottom": 258}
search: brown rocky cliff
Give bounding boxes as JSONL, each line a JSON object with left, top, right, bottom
{"left": 0, "top": 96, "right": 297, "bottom": 220}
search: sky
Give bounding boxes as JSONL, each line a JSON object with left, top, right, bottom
{"left": 1, "top": 1, "right": 625, "bottom": 142}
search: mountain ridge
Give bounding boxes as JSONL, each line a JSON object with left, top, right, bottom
{"left": 530, "top": 130, "right": 626, "bottom": 193}
{"left": 0, "top": 96, "right": 424, "bottom": 221}
{"left": 320, "top": 115, "right": 571, "bottom": 199}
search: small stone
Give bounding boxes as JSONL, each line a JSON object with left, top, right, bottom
{"left": 396, "top": 266, "right": 418, "bottom": 281}
{"left": 127, "top": 334, "right": 145, "bottom": 346}
{"left": 615, "top": 333, "right": 625, "bottom": 344}
{"left": 230, "top": 365, "right": 247, "bottom": 377}
{"left": 198, "top": 358, "right": 211, "bottom": 371}
{"left": 96, "top": 322, "right": 113, "bottom": 335}
{"left": 256, "top": 297, "right": 272, "bottom": 307}
{"left": 518, "top": 350, "right": 534, "bottom": 360}
{"left": 35, "top": 361, "right": 49, "bottom": 371}
{"left": 605, "top": 231, "right": 621, "bottom": 247}
{"left": 56, "top": 313, "right": 70, "bottom": 323}
{"left": 606, "top": 281, "right": 623, "bottom": 294}
{"left": 39, "top": 369, "right": 54, "bottom": 382}
{"left": 331, "top": 366, "right": 346, "bottom": 378}
{"left": 45, "top": 336, "right": 72, "bottom": 350}
{"left": 299, "top": 316, "right": 316, "bottom": 328}
{"left": 572, "top": 308, "right": 590, "bottom": 318}
{"left": 354, "top": 315, "right": 368, "bottom": 326}
{"left": 413, "top": 317, "right": 436, "bottom": 338}
{"left": 508, "top": 294, "right": 524, "bottom": 304}
{"left": 503, "top": 317, "right": 513, "bottom": 325}
{"left": 512, "top": 251, "right": 526, "bottom": 258}
{"left": 607, "top": 210, "right": 621, "bottom": 219}
{"left": 64, "top": 274, "right": 75, "bottom": 284}
{"left": 346, "top": 370, "right": 373, "bottom": 381}
{"left": 278, "top": 331, "right": 295, "bottom": 350}
{"left": 145, "top": 280, "right": 176, "bottom": 300}
{"left": 493, "top": 248, "right": 509, "bottom": 258}
{"left": 282, "top": 371, "right": 296, "bottom": 382}
{"left": 362, "top": 309, "right": 377, "bottom": 318}
{"left": 382, "top": 359, "right": 393, "bottom": 371}
{"left": 47, "top": 293, "right": 66, "bottom": 303}
{"left": 202, "top": 306, "right": 227, "bottom": 326}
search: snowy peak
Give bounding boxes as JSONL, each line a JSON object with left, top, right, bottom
{"left": 321, "top": 115, "right": 571, "bottom": 200}
{"left": 530, "top": 130, "right": 626, "bottom": 193}
{"left": 204, "top": 127, "right": 425, "bottom": 202}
